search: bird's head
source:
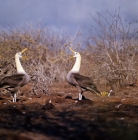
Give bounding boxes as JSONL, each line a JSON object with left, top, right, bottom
{"left": 69, "top": 47, "right": 81, "bottom": 58}
{"left": 15, "top": 48, "right": 27, "bottom": 58}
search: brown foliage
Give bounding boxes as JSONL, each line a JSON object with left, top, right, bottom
{"left": 84, "top": 10, "right": 138, "bottom": 88}
{"left": 0, "top": 11, "right": 138, "bottom": 94}
{"left": 0, "top": 26, "right": 80, "bottom": 94}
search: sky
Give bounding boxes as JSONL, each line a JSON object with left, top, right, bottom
{"left": 0, "top": 0, "right": 138, "bottom": 34}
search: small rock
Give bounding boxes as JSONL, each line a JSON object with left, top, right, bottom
{"left": 42, "top": 103, "right": 55, "bottom": 110}
{"left": 115, "top": 104, "right": 122, "bottom": 108}
{"left": 55, "top": 97, "right": 65, "bottom": 103}
{"left": 65, "top": 95, "right": 72, "bottom": 99}
{"left": 124, "top": 92, "right": 129, "bottom": 95}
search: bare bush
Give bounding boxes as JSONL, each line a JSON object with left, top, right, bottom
{"left": 1, "top": 10, "right": 137, "bottom": 94}
{"left": 84, "top": 10, "right": 138, "bottom": 89}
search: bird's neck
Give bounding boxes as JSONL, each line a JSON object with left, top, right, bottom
{"left": 15, "top": 56, "right": 26, "bottom": 74}
{"left": 71, "top": 56, "right": 81, "bottom": 73}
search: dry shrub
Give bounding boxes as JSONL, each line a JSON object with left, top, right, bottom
{"left": 84, "top": 10, "right": 138, "bottom": 89}
{"left": 0, "top": 10, "right": 138, "bottom": 94}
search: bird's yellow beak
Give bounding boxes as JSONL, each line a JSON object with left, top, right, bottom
{"left": 69, "top": 47, "right": 75, "bottom": 53}
{"left": 20, "top": 48, "right": 27, "bottom": 54}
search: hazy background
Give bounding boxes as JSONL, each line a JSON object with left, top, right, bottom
{"left": 0, "top": 0, "right": 138, "bottom": 34}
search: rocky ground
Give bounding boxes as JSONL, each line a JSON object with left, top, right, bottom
{"left": 0, "top": 82, "right": 138, "bottom": 140}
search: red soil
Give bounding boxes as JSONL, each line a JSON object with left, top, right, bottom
{"left": 0, "top": 82, "right": 138, "bottom": 140}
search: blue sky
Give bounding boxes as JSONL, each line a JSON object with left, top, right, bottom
{"left": 0, "top": 0, "right": 138, "bottom": 34}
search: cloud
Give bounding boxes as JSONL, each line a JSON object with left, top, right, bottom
{"left": 0, "top": 0, "right": 137, "bottom": 33}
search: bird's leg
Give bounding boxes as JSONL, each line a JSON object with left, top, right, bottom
{"left": 76, "top": 86, "right": 83, "bottom": 100}
{"left": 12, "top": 86, "right": 20, "bottom": 102}
{"left": 79, "top": 93, "right": 82, "bottom": 100}
{"left": 10, "top": 91, "right": 15, "bottom": 102}
{"left": 13, "top": 93, "right": 16, "bottom": 102}
{"left": 6, "top": 88, "right": 16, "bottom": 102}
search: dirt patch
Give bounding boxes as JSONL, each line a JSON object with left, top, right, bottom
{"left": 0, "top": 83, "right": 138, "bottom": 140}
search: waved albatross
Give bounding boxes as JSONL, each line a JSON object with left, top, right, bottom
{"left": 66, "top": 48, "right": 101, "bottom": 100}
{"left": 0, "top": 48, "right": 30, "bottom": 102}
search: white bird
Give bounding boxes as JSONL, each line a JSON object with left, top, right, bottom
{"left": 66, "top": 48, "right": 101, "bottom": 100}
{"left": 0, "top": 48, "right": 30, "bottom": 102}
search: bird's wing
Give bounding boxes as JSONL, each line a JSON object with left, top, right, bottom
{"left": 0, "top": 74, "right": 24, "bottom": 88}
{"left": 73, "top": 73, "right": 94, "bottom": 86}
{"left": 73, "top": 73, "right": 100, "bottom": 93}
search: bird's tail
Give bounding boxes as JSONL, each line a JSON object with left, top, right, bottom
{"left": 87, "top": 87, "right": 101, "bottom": 94}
